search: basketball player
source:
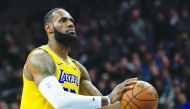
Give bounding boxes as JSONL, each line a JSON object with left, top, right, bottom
{"left": 20, "top": 8, "right": 137, "bottom": 109}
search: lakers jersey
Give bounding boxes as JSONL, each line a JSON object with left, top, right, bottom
{"left": 20, "top": 45, "right": 81, "bottom": 109}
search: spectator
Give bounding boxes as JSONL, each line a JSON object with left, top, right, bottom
{"left": 175, "top": 93, "right": 190, "bottom": 109}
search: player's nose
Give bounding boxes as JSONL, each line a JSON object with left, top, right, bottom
{"left": 67, "top": 20, "right": 74, "bottom": 28}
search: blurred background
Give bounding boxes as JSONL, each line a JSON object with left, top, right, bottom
{"left": 0, "top": 0, "right": 190, "bottom": 109}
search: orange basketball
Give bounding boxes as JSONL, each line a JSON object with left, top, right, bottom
{"left": 120, "top": 80, "right": 158, "bottom": 109}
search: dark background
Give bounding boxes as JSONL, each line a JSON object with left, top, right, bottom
{"left": 0, "top": 0, "right": 190, "bottom": 109}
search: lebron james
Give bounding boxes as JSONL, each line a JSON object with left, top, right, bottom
{"left": 20, "top": 8, "right": 137, "bottom": 109}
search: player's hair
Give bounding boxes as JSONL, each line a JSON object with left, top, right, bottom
{"left": 44, "top": 8, "right": 62, "bottom": 24}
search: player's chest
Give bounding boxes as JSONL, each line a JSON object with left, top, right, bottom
{"left": 55, "top": 62, "right": 81, "bottom": 94}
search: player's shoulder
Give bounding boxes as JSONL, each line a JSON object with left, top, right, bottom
{"left": 29, "top": 48, "right": 50, "bottom": 59}
{"left": 26, "top": 47, "right": 53, "bottom": 65}
{"left": 24, "top": 47, "right": 56, "bottom": 79}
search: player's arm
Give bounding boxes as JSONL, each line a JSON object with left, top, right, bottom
{"left": 76, "top": 61, "right": 137, "bottom": 109}
{"left": 25, "top": 49, "right": 113, "bottom": 109}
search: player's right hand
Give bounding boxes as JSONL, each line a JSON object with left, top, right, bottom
{"left": 107, "top": 78, "right": 137, "bottom": 104}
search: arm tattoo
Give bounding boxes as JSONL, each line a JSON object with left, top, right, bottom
{"left": 26, "top": 50, "right": 56, "bottom": 86}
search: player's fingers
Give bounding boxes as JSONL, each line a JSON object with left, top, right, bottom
{"left": 119, "top": 81, "right": 136, "bottom": 89}
{"left": 120, "top": 86, "right": 133, "bottom": 93}
{"left": 120, "top": 78, "right": 137, "bottom": 88}
{"left": 124, "top": 81, "right": 137, "bottom": 86}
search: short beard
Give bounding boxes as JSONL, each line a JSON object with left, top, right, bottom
{"left": 54, "top": 28, "right": 78, "bottom": 45}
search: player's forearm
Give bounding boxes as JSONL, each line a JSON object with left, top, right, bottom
{"left": 79, "top": 80, "right": 121, "bottom": 109}
{"left": 39, "top": 76, "right": 111, "bottom": 109}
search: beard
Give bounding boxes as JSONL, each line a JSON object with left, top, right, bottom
{"left": 54, "top": 27, "right": 78, "bottom": 45}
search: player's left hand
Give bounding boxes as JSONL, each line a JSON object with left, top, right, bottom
{"left": 107, "top": 78, "right": 137, "bottom": 104}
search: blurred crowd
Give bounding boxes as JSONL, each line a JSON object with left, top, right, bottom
{"left": 0, "top": 0, "right": 190, "bottom": 109}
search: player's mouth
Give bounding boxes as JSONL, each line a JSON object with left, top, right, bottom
{"left": 66, "top": 29, "right": 76, "bottom": 35}
{"left": 66, "top": 28, "right": 75, "bottom": 33}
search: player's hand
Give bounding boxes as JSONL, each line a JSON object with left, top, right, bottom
{"left": 107, "top": 78, "right": 137, "bottom": 104}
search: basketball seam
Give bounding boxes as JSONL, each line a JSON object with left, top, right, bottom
{"left": 125, "top": 91, "right": 141, "bottom": 109}
{"left": 121, "top": 96, "right": 132, "bottom": 108}
{"left": 132, "top": 86, "right": 158, "bottom": 101}
{"left": 121, "top": 97, "right": 132, "bottom": 109}
{"left": 122, "top": 98, "right": 132, "bottom": 109}
{"left": 122, "top": 82, "right": 157, "bottom": 109}
{"left": 124, "top": 83, "right": 152, "bottom": 109}
{"left": 124, "top": 84, "right": 135, "bottom": 109}
{"left": 130, "top": 86, "right": 152, "bottom": 109}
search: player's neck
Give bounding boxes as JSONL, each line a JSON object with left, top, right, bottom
{"left": 47, "top": 41, "right": 69, "bottom": 60}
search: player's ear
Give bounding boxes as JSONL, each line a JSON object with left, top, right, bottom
{"left": 45, "top": 23, "right": 53, "bottom": 34}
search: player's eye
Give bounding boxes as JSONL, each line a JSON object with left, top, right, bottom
{"left": 59, "top": 17, "right": 67, "bottom": 22}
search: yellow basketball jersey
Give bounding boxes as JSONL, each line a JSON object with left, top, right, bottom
{"left": 20, "top": 45, "right": 81, "bottom": 109}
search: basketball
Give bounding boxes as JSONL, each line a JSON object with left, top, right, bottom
{"left": 120, "top": 80, "right": 158, "bottom": 109}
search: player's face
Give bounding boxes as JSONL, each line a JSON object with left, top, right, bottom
{"left": 52, "top": 9, "right": 77, "bottom": 44}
